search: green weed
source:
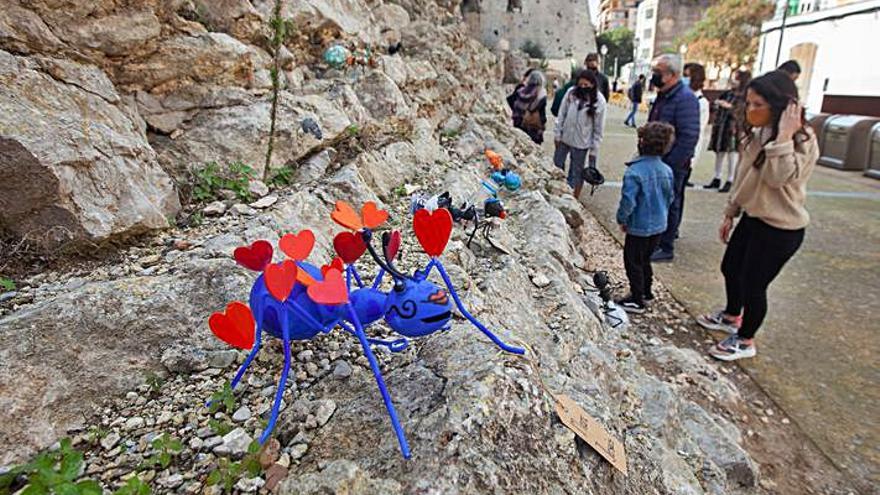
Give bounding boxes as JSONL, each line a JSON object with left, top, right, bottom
{"left": 141, "top": 433, "right": 182, "bottom": 470}
{"left": 192, "top": 162, "right": 255, "bottom": 203}
{"left": 0, "top": 438, "right": 102, "bottom": 495}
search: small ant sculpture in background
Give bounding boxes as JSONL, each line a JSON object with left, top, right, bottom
{"left": 208, "top": 201, "right": 525, "bottom": 458}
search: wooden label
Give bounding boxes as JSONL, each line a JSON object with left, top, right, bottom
{"left": 555, "top": 394, "right": 628, "bottom": 475}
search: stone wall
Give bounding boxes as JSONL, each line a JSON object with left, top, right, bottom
{"left": 462, "top": 0, "right": 597, "bottom": 60}
{"left": 653, "top": 0, "right": 712, "bottom": 56}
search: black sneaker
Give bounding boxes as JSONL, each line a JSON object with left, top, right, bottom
{"left": 644, "top": 292, "right": 656, "bottom": 303}
{"left": 719, "top": 181, "right": 733, "bottom": 193}
{"left": 650, "top": 248, "right": 674, "bottom": 263}
{"left": 615, "top": 295, "right": 646, "bottom": 314}
{"left": 685, "top": 181, "right": 695, "bottom": 188}
{"left": 704, "top": 178, "right": 721, "bottom": 189}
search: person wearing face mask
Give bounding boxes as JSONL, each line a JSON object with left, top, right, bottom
{"left": 707, "top": 70, "right": 751, "bottom": 192}
{"left": 551, "top": 53, "right": 610, "bottom": 116}
{"left": 696, "top": 70, "right": 818, "bottom": 361}
{"left": 683, "top": 63, "right": 709, "bottom": 187}
{"left": 553, "top": 69, "right": 606, "bottom": 198}
{"left": 507, "top": 69, "right": 547, "bottom": 144}
{"left": 646, "top": 54, "right": 701, "bottom": 263}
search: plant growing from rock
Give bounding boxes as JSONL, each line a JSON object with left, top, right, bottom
{"left": 112, "top": 476, "right": 150, "bottom": 495}
{"left": 264, "top": 0, "right": 295, "bottom": 182}
{"left": 205, "top": 441, "right": 262, "bottom": 493}
{"left": 0, "top": 277, "right": 14, "bottom": 291}
{"left": 0, "top": 438, "right": 102, "bottom": 495}
{"left": 208, "top": 381, "right": 236, "bottom": 415}
{"left": 208, "top": 418, "right": 233, "bottom": 436}
{"left": 143, "top": 371, "right": 164, "bottom": 398}
{"left": 141, "top": 433, "right": 183, "bottom": 470}
{"left": 193, "top": 162, "right": 255, "bottom": 203}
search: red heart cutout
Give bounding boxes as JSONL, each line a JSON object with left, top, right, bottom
{"left": 208, "top": 301, "right": 255, "bottom": 350}
{"left": 384, "top": 230, "right": 401, "bottom": 261}
{"left": 307, "top": 268, "right": 348, "bottom": 305}
{"left": 413, "top": 208, "right": 453, "bottom": 257}
{"left": 321, "top": 257, "right": 345, "bottom": 277}
{"left": 233, "top": 240, "right": 273, "bottom": 271}
{"left": 331, "top": 200, "right": 363, "bottom": 231}
{"left": 264, "top": 260, "right": 298, "bottom": 302}
{"left": 279, "top": 230, "right": 315, "bottom": 261}
{"left": 333, "top": 231, "right": 367, "bottom": 264}
{"left": 361, "top": 201, "right": 389, "bottom": 229}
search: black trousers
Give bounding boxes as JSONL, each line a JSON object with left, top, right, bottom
{"left": 658, "top": 165, "right": 692, "bottom": 253}
{"left": 624, "top": 233, "right": 662, "bottom": 303}
{"left": 722, "top": 214, "right": 805, "bottom": 339}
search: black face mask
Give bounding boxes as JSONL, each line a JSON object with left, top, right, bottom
{"left": 575, "top": 86, "right": 591, "bottom": 99}
{"left": 650, "top": 71, "right": 664, "bottom": 88}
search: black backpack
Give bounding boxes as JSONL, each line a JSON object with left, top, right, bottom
{"left": 583, "top": 166, "right": 605, "bottom": 195}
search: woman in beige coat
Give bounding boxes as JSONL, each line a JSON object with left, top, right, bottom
{"left": 696, "top": 70, "right": 819, "bottom": 361}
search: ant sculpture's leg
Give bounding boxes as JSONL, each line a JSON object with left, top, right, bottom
{"left": 433, "top": 260, "right": 526, "bottom": 355}
{"left": 350, "top": 265, "right": 365, "bottom": 288}
{"left": 260, "top": 317, "right": 293, "bottom": 444}
{"left": 345, "top": 304, "right": 411, "bottom": 458}
{"left": 371, "top": 268, "right": 386, "bottom": 289}
{"left": 230, "top": 327, "right": 263, "bottom": 390}
{"left": 207, "top": 313, "right": 264, "bottom": 408}
{"left": 340, "top": 322, "right": 409, "bottom": 353}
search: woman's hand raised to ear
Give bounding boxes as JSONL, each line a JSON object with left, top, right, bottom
{"left": 776, "top": 101, "right": 802, "bottom": 143}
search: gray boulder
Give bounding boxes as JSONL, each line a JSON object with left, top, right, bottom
{"left": 0, "top": 50, "right": 179, "bottom": 249}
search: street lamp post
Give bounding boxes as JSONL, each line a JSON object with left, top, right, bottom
{"left": 600, "top": 44, "right": 609, "bottom": 74}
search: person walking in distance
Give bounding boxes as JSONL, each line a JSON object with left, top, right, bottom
{"left": 706, "top": 70, "right": 751, "bottom": 192}
{"left": 683, "top": 63, "right": 710, "bottom": 187}
{"left": 507, "top": 70, "right": 547, "bottom": 145}
{"left": 625, "top": 74, "right": 645, "bottom": 128}
{"left": 697, "top": 71, "right": 819, "bottom": 361}
{"left": 646, "top": 54, "right": 700, "bottom": 263}
{"left": 614, "top": 122, "right": 675, "bottom": 314}
{"left": 553, "top": 69, "right": 606, "bottom": 198}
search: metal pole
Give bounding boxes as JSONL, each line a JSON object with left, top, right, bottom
{"left": 774, "top": 0, "right": 789, "bottom": 67}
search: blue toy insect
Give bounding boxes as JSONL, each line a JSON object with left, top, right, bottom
{"left": 207, "top": 200, "right": 525, "bottom": 458}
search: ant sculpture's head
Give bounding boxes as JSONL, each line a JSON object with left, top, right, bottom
{"left": 361, "top": 229, "right": 452, "bottom": 337}
{"left": 384, "top": 278, "right": 451, "bottom": 337}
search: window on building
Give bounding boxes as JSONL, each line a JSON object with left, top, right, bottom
{"left": 643, "top": 28, "right": 652, "bottom": 39}
{"left": 641, "top": 48, "right": 650, "bottom": 58}
{"left": 645, "top": 8, "right": 654, "bottom": 19}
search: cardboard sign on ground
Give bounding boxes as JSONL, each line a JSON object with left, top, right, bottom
{"left": 555, "top": 394, "right": 628, "bottom": 475}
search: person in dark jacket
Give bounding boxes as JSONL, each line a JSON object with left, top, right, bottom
{"left": 551, "top": 53, "right": 610, "bottom": 116}
{"left": 706, "top": 70, "right": 750, "bottom": 192}
{"left": 777, "top": 60, "right": 801, "bottom": 81}
{"left": 507, "top": 70, "right": 547, "bottom": 144}
{"left": 646, "top": 54, "right": 700, "bottom": 263}
{"left": 624, "top": 74, "right": 645, "bottom": 127}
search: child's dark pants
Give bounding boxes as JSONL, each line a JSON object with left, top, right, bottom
{"left": 624, "top": 233, "right": 662, "bottom": 303}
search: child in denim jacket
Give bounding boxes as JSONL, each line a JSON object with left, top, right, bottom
{"left": 615, "top": 122, "right": 675, "bottom": 313}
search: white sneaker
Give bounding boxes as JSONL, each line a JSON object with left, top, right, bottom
{"left": 709, "top": 335, "right": 756, "bottom": 361}
{"left": 696, "top": 310, "right": 741, "bottom": 335}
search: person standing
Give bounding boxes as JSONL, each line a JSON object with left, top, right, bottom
{"left": 684, "top": 63, "right": 710, "bottom": 187}
{"left": 508, "top": 70, "right": 547, "bottom": 144}
{"left": 552, "top": 53, "right": 610, "bottom": 115}
{"left": 624, "top": 74, "right": 645, "bottom": 128}
{"left": 553, "top": 69, "right": 606, "bottom": 198}
{"left": 777, "top": 60, "right": 801, "bottom": 81}
{"left": 706, "top": 70, "right": 751, "bottom": 192}
{"left": 646, "top": 54, "right": 700, "bottom": 263}
{"left": 697, "top": 71, "right": 818, "bottom": 361}
{"left": 615, "top": 122, "right": 675, "bottom": 313}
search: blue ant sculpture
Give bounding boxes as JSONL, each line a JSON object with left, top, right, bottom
{"left": 207, "top": 201, "right": 525, "bottom": 459}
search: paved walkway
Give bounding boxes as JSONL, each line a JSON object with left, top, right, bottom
{"left": 551, "top": 103, "right": 879, "bottom": 489}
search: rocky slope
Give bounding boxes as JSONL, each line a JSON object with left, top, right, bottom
{"left": 0, "top": 1, "right": 847, "bottom": 494}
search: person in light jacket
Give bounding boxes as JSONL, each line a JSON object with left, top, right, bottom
{"left": 553, "top": 69, "right": 606, "bottom": 198}
{"left": 697, "top": 71, "right": 819, "bottom": 361}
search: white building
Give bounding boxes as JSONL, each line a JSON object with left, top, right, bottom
{"left": 756, "top": 0, "right": 880, "bottom": 113}
{"left": 632, "top": 0, "right": 658, "bottom": 77}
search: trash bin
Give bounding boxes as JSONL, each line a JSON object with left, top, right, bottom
{"left": 864, "top": 123, "right": 880, "bottom": 180}
{"left": 817, "top": 115, "right": 880, "bottom": 171}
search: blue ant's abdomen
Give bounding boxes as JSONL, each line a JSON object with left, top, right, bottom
{"left": 249, "top": 264, "right": 342, "bottom": 340}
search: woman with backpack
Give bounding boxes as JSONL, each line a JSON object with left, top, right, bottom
{"left": 508, "top": 70, "right": 547, "bottom": 145}
{"left": 553, "top": 69, "right": 606, "bottom": 198}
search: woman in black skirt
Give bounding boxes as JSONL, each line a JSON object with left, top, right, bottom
{"left": 706, "top": 70, "right": 750, "bottom": 192}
